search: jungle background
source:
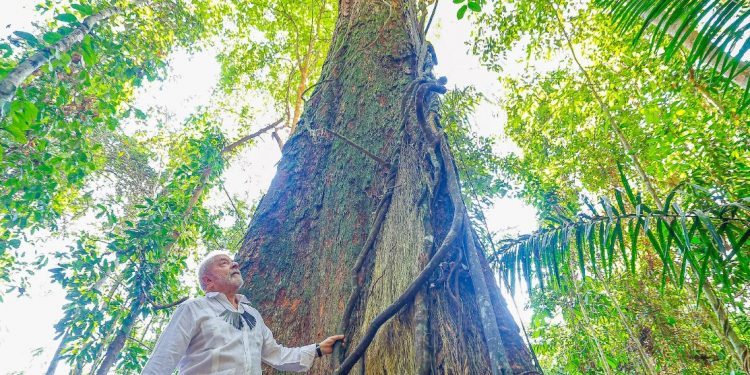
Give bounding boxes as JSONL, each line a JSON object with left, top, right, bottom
{"left": 0, "top": 0, "right": 748, "bottom": 373}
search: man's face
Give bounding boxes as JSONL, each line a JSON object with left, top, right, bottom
{"left": 205, "top": 254, "right": 244, "bottom": 293}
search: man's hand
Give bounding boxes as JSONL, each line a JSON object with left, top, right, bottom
{"left": 318, "top": 335, "right": 345, "bottom": 355}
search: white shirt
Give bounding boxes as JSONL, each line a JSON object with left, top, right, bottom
{"left": 141, "top": 292, "right": 316, "bottom": 374}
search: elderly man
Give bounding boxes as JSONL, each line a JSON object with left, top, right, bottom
{"left": 142, "top": 251, "right": 344, "bottom": 374}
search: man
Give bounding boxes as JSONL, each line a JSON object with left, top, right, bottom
{"left": 142, "top": 251, "right": 344, "bottom": 374}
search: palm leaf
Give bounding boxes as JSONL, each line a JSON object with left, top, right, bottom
{"left": 493, "top": 188, "right": 750, "bottom": 301}
{"left": 595, "top": 0, "right": 750, "bottom": 105}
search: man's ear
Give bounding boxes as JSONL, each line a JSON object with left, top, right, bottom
{"left": 202, "top": 273, "right": 213, "bottom": 289}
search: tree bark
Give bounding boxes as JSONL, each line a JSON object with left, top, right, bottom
{"left": 236, "top": 1, "right": 535, "bottom": 373}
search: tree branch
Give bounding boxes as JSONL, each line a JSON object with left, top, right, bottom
{"left": 221, "top": 183, "right": 243, "bottom": 221}
{"left": 221, "top": 118, "right": 284, "bottom": 155}
{"left": 0, "top": 0, "right": 149, "bottom": 118}
{"left": 323, "top": 127, "right": 390, "bottom": 168}
{"left": 150, "top": 296, "right": 188, "bottom": 310}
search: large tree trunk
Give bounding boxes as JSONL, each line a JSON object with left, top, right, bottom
{"left": 236, "top": 1, "right": 536, "bottom": 374}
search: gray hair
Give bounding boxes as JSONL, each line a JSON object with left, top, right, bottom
{"left": 197, "top": 250, "right": 233, "bottom": 292}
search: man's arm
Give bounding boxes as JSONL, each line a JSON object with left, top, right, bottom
{"left": 260, "top": 316, "right": 346, "bottom": 373}
{"left": 259, "top": 321, "right": 318, "bottom": 372}
{"left": 141, "top": 303, "right": 195, "bottom": 375}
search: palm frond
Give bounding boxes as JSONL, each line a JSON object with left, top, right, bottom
{"left": 494, "top": 178, "right": 750, "bottom": 299}
{"left": 595, "top": 0, "right": 750, "bottom": 107}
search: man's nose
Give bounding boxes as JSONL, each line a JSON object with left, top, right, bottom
{"left": 231, "top": 261, "right": 239, "bottom": 269}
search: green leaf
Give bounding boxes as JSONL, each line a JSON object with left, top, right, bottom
{"left": 696, "top": 251, "right": 711, "bottom": 301}
{"left": 467, "top": 1, "right": 481, "bottom": 12}
{"left": 19, "top": 101, "right": 39, "bottom": 125}
{"left": 672, "top": 203, "right": 692, "bottom": 255}
{"left": 736, "top": 228, "right": 750, "bottom": 252}
{"left": 532, "top": 237, "right": 545, "bottom": 292}
{"left": 630, "top": 218, "right": 641, "bottom": 273}
{"left": 663, "top": 188, "right": 678, "bottom": 214}
{"left": 57, "top": 26, "right": 74, "bottom": 37}
{"left": 598, "top": 221, "right": 608, "bottom": 275}
{"left": 13, "top": 31, "right": 39, "bottom": 47}
{"left": 696, "top": 210, "right": 727, "bottom": 255}
{"left": 586, "top": 222, "right": 598, "bottom": 275}
{"left": 71, "top": 4, "right": 94, "bottom": 16}
{"left": 134, "top": 108, "right": 147, "bottom": 120}
{"left": 0, "top": 43, "right": 12, "bottom": 58}
{"left": 615, "top": 220, "right": 626, "bottom": 266}
{"left": 605, "top": 222, "right": 616, "bottom": 274}
{"left": 80, "top": 36, "right": 97, "bottom": 65}
{"left": 457, "top": 4, "right": 468, "bottom": 19}
{"left": 453, "top": 0, "right": 464, "bottom": 3}
{"left": 549, "top": 231, "right": 561, "bottom": 288}
{"left": 43, "top": 32, "right": 64, "bottom": 45}
{"left": 575, "top": 225, "right": 586, "bottom": 279}
{"left": 614, "top": 188, "right": 627, "bottom": 214}
{"left": 55, "top": 13, "right": 79, "bottom": 24}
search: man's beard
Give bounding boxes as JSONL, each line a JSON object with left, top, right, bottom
{"left": 228, "top": 272, "right": 244, "bottom": 289}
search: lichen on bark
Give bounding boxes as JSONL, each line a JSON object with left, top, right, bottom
{"left": 236, "top": 1, "right": 537, "bottom": 374}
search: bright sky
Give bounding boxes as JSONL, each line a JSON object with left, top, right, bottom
{"left": 0, "top": 2, "right": 537, "bottom": 374}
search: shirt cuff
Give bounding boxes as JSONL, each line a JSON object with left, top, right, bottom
{"left": 300, "top": 343, "right": 318, "bottom": 367}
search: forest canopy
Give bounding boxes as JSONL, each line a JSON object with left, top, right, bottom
{"left": 0, "top": 0, "right": 748, "bottom": 374}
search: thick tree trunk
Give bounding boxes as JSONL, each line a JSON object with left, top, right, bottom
{"left": 236, "top": 1, "right": 536, "bottom": 373}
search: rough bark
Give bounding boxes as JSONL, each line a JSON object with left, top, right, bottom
{"left": 236, "top": 1, "right": 535, "bottom": 373}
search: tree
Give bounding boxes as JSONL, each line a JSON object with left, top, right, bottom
{"left": 471, "top": 0, "right": 750, "bottom": 372}
{"left": 217, "top": 0, "right": 336, "bottom": 139}
{"left": 235, "top": 1, "right": 536, "bottom": 373}
{"left": 0, "top": 0, "right": 217, "bottom": 297}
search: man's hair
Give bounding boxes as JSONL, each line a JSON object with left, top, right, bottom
{"left": 197, "top": 250, "right": 232, "bottom": 292}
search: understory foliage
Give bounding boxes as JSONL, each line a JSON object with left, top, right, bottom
{"left": 216, "top": 0, "right": 336, "bottom": 135}
{"left": 0, "top": 0, "right": 297, "bottom": 372}
{"left": 0, "top": 0, "right": 218, "bottom": 298}
{"left": 595, "top": 0, "right": 750, "bottom": 108}
{"left": 472, "top": 0, "right": 750, "bottom": 373}
{"left": 52, "top": 120, "right": 226, "bottom": 371}
{"left": 441, "top": 87, "right": 511, "bottom": 241}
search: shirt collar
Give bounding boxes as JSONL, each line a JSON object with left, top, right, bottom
{"left": 205, "top": 291, "right": 249, "bottom": 309}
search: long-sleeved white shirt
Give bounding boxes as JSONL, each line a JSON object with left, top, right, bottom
{"left": 141, "top": 292, "right": 316, "bottom": 374}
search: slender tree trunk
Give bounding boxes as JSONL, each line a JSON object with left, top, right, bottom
{"left": 0, "top": 0, "right": 147, "bottom": 118}
{"left": 289, "top": 64, "right": 309, "bottom": 133}
{"left": 569, "top": 278, "right": 614, "bottom": 375}
{"left": 46, "top": 333, "right": 68, "bottom": 375}
{"left": 236, "top": 1, "right": 535, "bottom": 373}
{"left": 95, "top": 294, "right": 146, "bottom": 375}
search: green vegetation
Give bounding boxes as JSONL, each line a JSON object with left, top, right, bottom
{"left": 0, "top": 0, "right": 747, "bottom": 373}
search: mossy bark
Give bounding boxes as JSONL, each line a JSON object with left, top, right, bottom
{"left": 236, "top": 1, "right": 536, "bottom": 373}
